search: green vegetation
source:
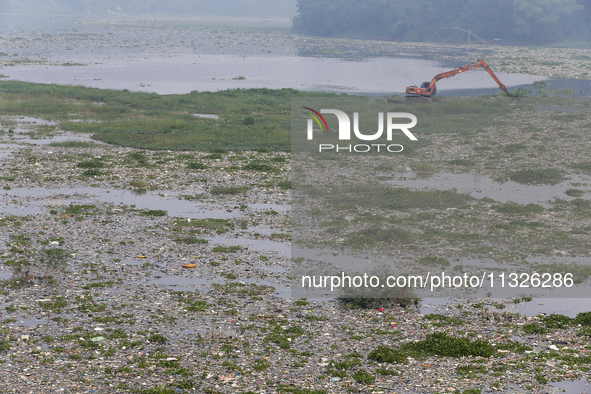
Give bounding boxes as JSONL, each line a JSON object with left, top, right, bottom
{"left": 186, "top": 161, "right": 207, "bottom": 170}
{"left": 369, "top": 332, "right": 531, "bottom": 364}
{"left": 130, "top": 180, "right": 149, "bottom": 189}
{"left": 174, "top": 236, "right": 208, "bottom": 245}
{"left": 212, "top": 246, "right": 242, "bottom": 253}
{"left": 212, "top": 282, "right": 274, "bottom": 296}
{"left": 148, "top": 334, "right": 167, "bottom": 344}
{"left": 566, "top": 188, "right": 585, "bottom": 197}
{"left": 522, "top": 323, "right": 548, "bottom": 334}
{"left": 253, "top": 359, "right": 270, "bottom": 372}
{"left": 76, "top": 159, "right": 105, "bottom": 169}
{"left": 140, "top": 209, "right": 167, "bottom": 217}
{"left": 509, "top": 168, "right": 565, "bottom": 185}
{"left": 456, "top": 365, "right": 487, "bottom": 376}
{"left": 503, "top": 143, "right": 527, "bottom": 153}
{"left": 0, "top": 81, "right": 334, "bottom": 151}
{"left": 174, "top": 218, "right": 233, "bottom": 233}
{"left": 351, "top": 369, "right": 374, "bottom": 384}
{"left": 307, "top": 183, "right": 472, "bottom": 211}
{"left": 8, "top": 248, "right": 71, "bottom": 282}
{"left": 368, "top": 346, "right": 408, "bottom": 364}
{"left": 423, "top": 313, "right": 463, "bottom": 325}
{"left": 337, "top": 266, "right": 419, "bottom": 309}
{"left": 293, "top": 0, "right": 589, "bottom": 45}
{"left": 49, "top": 141, "right": 95, "bottom": 148}
{"left": 572, "top": 161, "right": 591, "bottom": 172}
{"left": 399, "top": 332, "right": 496, "bottom": 358}
{"left": 448, "top": 159, "right": 475, "bottom": 166}
{"left": 211, "top": 186, "right": 250, "bottom": 195}
{"left": 493, "top": 203, "right": 544, "bottom": 216}
{"left": 418, "top": 256, "right": 450, "bottom": 268}
{"left": 343, "top": 226, "right": 412, "bottom": 248}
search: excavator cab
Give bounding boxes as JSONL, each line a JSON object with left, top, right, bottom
{"left": 406, "top": 81, "right": 437, "bottom": 97}
{"left": 420, "top": 82, "right": 436, "bottom": 96}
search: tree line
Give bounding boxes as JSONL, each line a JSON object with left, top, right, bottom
{"left": 292, "top": 0, "right": 591, "bottom": 45}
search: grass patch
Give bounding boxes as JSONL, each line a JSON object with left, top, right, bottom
{"left": 308, "top": 183, "right": 472, "bottom": 211}
{"left": 375, "top": 333, "right": 496, "bottom": 359}
{"left": 572, "top": 161, "right": 591, "bottom": 172}
{"left": 242, "top": 162, "right": 275, "bottom": 172}
{"left": 64, "top": 204, "right": 97, "bottom": 215}
{"left": 212, "top": 282, "right": 274, "bottom": 296}
{"left": 174, "top": 236, "right": 208, "bottom": 244}
{"left": 351, "top": 369, "right": 374, "bottom": 384}
{"left": 456, "top": 365, "right": 487, "bottom": 376}
{"left": 76, "top": 159, "right": 105, "bottom": 169}
{"left": 509, "top": 168, "right": 565, "bottom": 185}
{"left": 140, "top": 209, "right": 167, "bottom": 217}
{"left": 0, "top": 81, "right": 334, "bottom": 151}
{"left": 337, "top": 267, "right": 419, "bottom": 308}
{"left": 423, "top": 313, "right": 463, "bottom": 325}
{"left": 368, "top": 346, "right": 408, "bottom": 364}
{"left": 211, "top": 185, "right": 249, "bottom": 195}
{"left": 0, "top": 82, "right": 521, "bottom": 152}
{"left": 503, "top": 143, "right": 527, "bottom": 153}
{"left": 130, "top": 180, "right": 149, "bottom": 189}
{"left": 212, "top": 245, "right": 242, "bottom": 253}
{"left": 277, "top": 180, "right": 291, "bottom": 189}
{"left": 565, "top": 189, "right": 585, "bottom": 197}
{"left": 253, "top": 359, "right": 270, "bottom": 371}
{"left": 343, "top": 226, "right": 412, "bottom": 248}
{"left": 522, "top": 323, "right": 548, "bottom": 334}
{"left": 418, "top": 256, "right": 450, "bottom": 267}
{"left": 49, "top": 141, "right": 95, "bottom": 148}
{"left": 493, "top": 203, "right": 544, "bottom": 216}
{"left": 530, "top": 262, "right": 591, "bottom": 285}
{"left": 186, "top": 161, "right": 207, "bottom": 170}
{"left": 448, "top": 159, "right": 475, "bottom": 166}
{"left": 174, "top": 218, "right": 232, "bottom": 233}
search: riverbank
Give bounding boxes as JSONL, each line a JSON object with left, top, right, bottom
{"left": 0, "top": 110, "right": 590, "bottom": 392}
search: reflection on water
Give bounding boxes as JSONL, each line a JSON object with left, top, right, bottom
{"left": 5, "top": 55, "right": 546, "bottom": 96}
{"left": 206, "top": 236, "right": 290, "bottom": 257}
{"left": 384, "top": 172, "right": 591, "bottom": 206}
{"left": 0, "top": 270, "right": 12, "bottom": 280}
{"left": 550, "top": 379, "right": 591, "bottom": 393}
{"left": 507, "top": 298, "right": 591, "bottom": 318}
{"left": 1, "top": 134, "right": 95, "bottom": 145}
{"left": 0, "top": 187, "right": 290, "bottom": 218}
{"left": 421, "top": 297, "right": 591, "bottom": 318}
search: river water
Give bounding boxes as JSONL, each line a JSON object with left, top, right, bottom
{"left": 4, "top": 54, "right": 548, "bottom": 96}
{"left": 0, "top": 16, "right": 553, "bottom": 96}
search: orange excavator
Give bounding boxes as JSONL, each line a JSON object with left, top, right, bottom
{"left": 406, "top": 59, "right": 516, "bottom": 98}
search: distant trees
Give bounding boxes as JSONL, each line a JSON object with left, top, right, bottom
{"left": 293, "top": 0, "right": 590, "bottom": 45}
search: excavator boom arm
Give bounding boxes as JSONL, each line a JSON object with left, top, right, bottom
{"left": 428, "top": 60, "right": 485, "bottom": 89}
{"left": 479, "top": 60, "right": 514, "bottom": 98}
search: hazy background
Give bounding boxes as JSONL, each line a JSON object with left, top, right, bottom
{"left": 293, "top": 0, "right": 591, "bottom": 45}
{"left": 0, "top": 0, "right": 297, "bottom": 17}
{"left": 1, "top": 0, "right": 590, "bottom": 46}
